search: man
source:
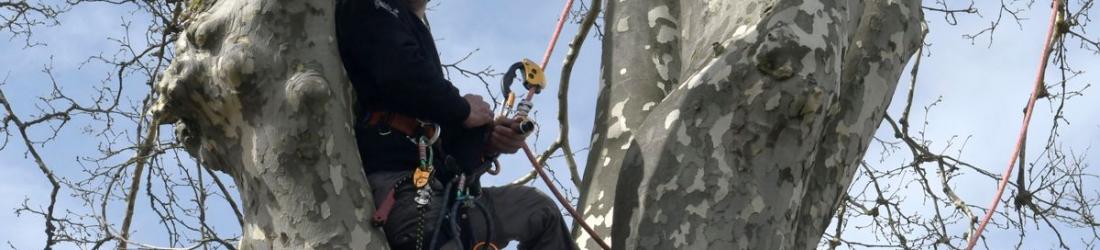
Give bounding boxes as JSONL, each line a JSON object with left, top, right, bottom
{"left": 334, "top": 0, "right": 579, "bottom": 249}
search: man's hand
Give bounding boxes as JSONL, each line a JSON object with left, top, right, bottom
{"left": 463, "top": 94, "right": 492, "bottom": 128}
{"left": 488, "top": 117, "right": 528, "bottom": 154}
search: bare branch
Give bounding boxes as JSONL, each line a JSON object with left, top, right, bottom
{"left": 0, "top": 86, "right": 63, "bottom": 250}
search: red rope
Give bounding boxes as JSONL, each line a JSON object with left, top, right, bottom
{"left": 522, "top": 144, "right": 612, "bottom": 250}
{"left": 539, "top": 0, "right": 575, "bottom": 70}
{"left": 965, "top": 1, "right": 1062, "bottom": 249}
{"left": 519, "top": 0, "right": 613, "bottom": 249}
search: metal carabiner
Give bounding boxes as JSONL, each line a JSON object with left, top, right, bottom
{"left": 426, "top": 123, "right": 441, "bottom": 145}
{"left": 417, "top": 119, "right": 442, "bottom": 145}
{"left": 405, "top": 121, "right": 442, "bottom": 146}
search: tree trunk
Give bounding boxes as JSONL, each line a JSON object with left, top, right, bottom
{"left": 151, "top": 0, "right": 389, "bottom": 249}
{"left": 577, "top": 0, "right": 925, "bottom": 249}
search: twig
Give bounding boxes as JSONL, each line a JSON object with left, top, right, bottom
{"left": 118, "top": 115, "right": 163, "bottom": 249}
{"left": 552, "top": 0, "right": 601, "bottom": 188}
{"left": 0, "top": 87, "right": 63, "bottom": 249}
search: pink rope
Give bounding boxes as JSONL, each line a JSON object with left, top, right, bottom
{"left": 965, "top": 1, "right": 1062, "bottom": 249}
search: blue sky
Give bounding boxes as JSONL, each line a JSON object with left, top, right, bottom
{"left": 1, "top": 0, "right": 1098, "bottom": 249}
{"left": 840, "top": 2, "right": 1100, "bottom": 248}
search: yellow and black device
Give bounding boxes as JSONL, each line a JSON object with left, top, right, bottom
{"left": 500, "top": 58, "right": 546, "bottom": 136}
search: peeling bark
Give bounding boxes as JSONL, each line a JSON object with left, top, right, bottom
{"left": 151, "top": 0, "right": 388, "bottom": 248}
{"left": 573, "top": 0, "right": 681, "bottom": 247}
{"left": 579, "top": 0, "right": 925, "bottom": 249}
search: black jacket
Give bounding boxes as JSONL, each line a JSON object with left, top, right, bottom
{"left": 336, "top": 0, "right": 488, "bottom": 175}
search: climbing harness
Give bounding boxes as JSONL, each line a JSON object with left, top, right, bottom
{"left": 965, "top": 0, "right": 1065, "bottom": 249}
{"left": 365, "top": 112, "right": 441, "bottom": 141}
{"left": 369, "top": 114, "right": 441, "bottom": 225}
{"left": 364, "top": 113, "right": 502, "bottom": 250}
{"left": 377, "top": 0, "right": 616, "bottom": 248}
{"left": 365, "top": 111, "right": 447, "bottom": 250}
{"left": 365, "top": 120, "right": 496, "bottom": 250}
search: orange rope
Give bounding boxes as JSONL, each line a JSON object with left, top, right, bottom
{"left": 965, "top": 1, "right": 1062, "bottom": 249}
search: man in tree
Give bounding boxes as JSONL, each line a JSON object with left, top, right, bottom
{"left": 334, "top": 0, "right": 579, "bottom": 249}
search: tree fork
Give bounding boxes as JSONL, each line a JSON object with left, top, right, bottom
{"left": 578, "top": 0, "right": 925, "bottom": 249}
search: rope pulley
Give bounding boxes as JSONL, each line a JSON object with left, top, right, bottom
{"left": 500, "top": 58, "right": 546, "bottom": 136}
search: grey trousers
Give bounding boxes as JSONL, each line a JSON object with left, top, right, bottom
{"left": 368, "top": 171, "right": 578, "bottom": 250}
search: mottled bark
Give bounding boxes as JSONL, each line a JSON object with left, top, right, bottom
{"left": 579, "top": 0, "right": 924, "bottom": 249}
{"left": 151, "top": 0, "right": 388, "bottom": 249}
{"left": 573, "top": 0, "right": 681, "bottom": 247}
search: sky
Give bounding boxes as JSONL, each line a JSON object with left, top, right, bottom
{"left": 837, "top": 1, "right": 1100, "bottom": 248}
{"left": 1, "top": 0, "right": 1098, "bottom": 249}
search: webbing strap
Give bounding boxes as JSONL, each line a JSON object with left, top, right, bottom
{"left": 372, "top": 186, "right": 399, "bottom": 227}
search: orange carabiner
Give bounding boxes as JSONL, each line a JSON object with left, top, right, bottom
{"left": 472, "top": 242, "right": 499, "bottom": 250}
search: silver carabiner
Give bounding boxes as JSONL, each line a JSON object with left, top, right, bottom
{"left": 426, "top": 123, "right": 441, "bottom": 145}
{"left": 416, "top": 119, "right": 442, "bottom": 145}
{"left": 406, "top": 120, "right": 442, "bottom": 146}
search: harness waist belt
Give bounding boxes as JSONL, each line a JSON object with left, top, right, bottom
{"left": 367, "top": 112, "right": 438, "bottom": 138}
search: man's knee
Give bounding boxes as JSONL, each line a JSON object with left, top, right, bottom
{"left": 504, "top": 186, "right": 558, "bottom": 210}
{"left": 505, "top": 186, "right": 563, "bottom": 226}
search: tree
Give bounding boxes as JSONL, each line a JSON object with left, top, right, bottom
{"left": 2, "top": 0, "right": 392, "bottom": 248}
{"left": 149, "top": 0, "right": 389, "bottom": 248}
{"left": 3, "top": 0, "right": 1099, "bottom": 249}
{"left": 575, "top": 0, "right": 925, "bottom": 249}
